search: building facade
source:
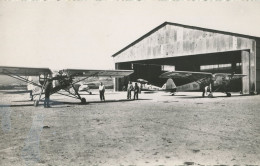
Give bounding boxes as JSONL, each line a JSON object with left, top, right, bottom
{"left": 112, "top": 22, "right": 260, "bottom": 94}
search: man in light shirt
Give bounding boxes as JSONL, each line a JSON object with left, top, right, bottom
{"left": 99, "top": 82, "right": 105, "bottom": 101}
{"left": 127, "top": 81, "right": 133, "bottom": 99}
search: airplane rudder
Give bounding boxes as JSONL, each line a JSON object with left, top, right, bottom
{"left": 166, "top": 78, "right": 176, "bottom": 90}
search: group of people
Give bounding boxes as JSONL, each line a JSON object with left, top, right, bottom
{"left": 127, "top": 81, "right": 140, "bottom": 100}
{"left": 100, "top": 81, "right": 140, "bottom": 101}
{"left": 100, "top": 81, "right": 141, "bottom": 101}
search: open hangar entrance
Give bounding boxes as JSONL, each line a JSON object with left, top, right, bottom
{"left": 115, "top": 50, "right": 250, "bottom": 93}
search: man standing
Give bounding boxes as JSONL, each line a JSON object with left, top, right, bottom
{"left": 44, "top": 79, "right": 52, "bottom": 108}
{"left": 127, "top": 81, "right": 133, "bottom": 99}
{"left": 202, "top": 77, "right": 213, "bottom": 97}
{"left": 99, "top": 82, "right": 105, "bottom": 101}
{"left": 134, "top": 83, "right": 139, "bottom": 100}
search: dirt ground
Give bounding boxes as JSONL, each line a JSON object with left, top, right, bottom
{"left": 0, "top": 90, "right": 259, "bottom": 166}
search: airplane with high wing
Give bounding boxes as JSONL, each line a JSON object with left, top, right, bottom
{"left": 159, "top": 71, "right": 246, "bottom": 97}
{"left": 135, "top": 78, "right": 165, "bottom": 91}
{"left": 0, "top": 66, "right": 133, "bottom": 106}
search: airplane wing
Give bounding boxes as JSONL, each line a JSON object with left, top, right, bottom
{"left": 0, "top": 66, "right": 52, "bottom": 76}
{"left": 137, "top": 78, "right": 149, "bottom": 84}
{"left": 159, "top": 71, "right": 212, "bottom": 82}
{"left": 62, "top": 69, "right": 134, "bottom": 78}
{"left": 214, "top": 73, "right": 246, "bottom": 80}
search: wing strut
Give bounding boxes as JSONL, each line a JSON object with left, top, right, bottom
{"left": 69, "top": 72, "right": 100, "bottom": 104}
{"left": 71, "top": 72, "right": 100, "bottom": 85}
{"left": 34, "top": 79, "right": 47, "bottom": 107}
{"left": 2, "top": 69, "right": 42, "bottom": 87}
{"left": 71, "top": 84, "right": 86, "bottom": 104}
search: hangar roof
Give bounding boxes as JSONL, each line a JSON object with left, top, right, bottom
{"left": 112, "top": 21, "right": 260, "bottom": 57}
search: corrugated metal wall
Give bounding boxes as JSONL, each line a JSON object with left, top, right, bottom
{"left": 114, "top": 24, "right": 258, "bottom": 93}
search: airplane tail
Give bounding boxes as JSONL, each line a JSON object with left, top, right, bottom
{"left": 162, "top": 78, "right": 177, "bottom": 92}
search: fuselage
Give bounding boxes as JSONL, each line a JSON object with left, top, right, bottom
{"left": 167, "top": 75, "right": 233, "bottom": 92}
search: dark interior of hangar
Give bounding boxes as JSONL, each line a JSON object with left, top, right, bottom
{"left": 116, "top": 50, "right": 243, "bottom": 92}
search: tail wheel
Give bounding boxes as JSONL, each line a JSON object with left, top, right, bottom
{"left": 226, "top": 93, "right": 231, "bottom": 97}
{"left": 81, "top": 98, "right": 86, "bottom": 104}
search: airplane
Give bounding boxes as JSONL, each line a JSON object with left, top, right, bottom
{"left": 75, "top": 79, "right": 114, "bottom": 95}
{"left": 159, "top": 70, "right": 246, "bottom": 97}
{"left": 73, "top": 82, "right": 92, "bottom": 95}
{"left": 135, "top": 78, "right": 164, "bottom": 91}
{"left": 0, "top": 66, "right": 133, "bottom": 106}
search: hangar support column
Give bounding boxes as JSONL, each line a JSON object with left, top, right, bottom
{"left": 241, "top": 50, "right": 257, "bottom": 94}
{"left": 241, "top": 51, "right": 250, "bottom": 94}
{"left": 115, "top": 63, "right": 132, "bottom": 91}
{"left": 250, "top": 51, "right": 256, "bottom": 94}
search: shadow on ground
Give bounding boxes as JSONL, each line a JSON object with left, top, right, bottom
{"left": 2, "top": 99, "right": 151, "bottom": 107}
{"left": 55, "top": 98, "right": 151, "bottom": 105}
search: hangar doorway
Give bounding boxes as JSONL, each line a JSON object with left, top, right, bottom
{"left": 115, "top": 50, "right": 250, "bottom": 94}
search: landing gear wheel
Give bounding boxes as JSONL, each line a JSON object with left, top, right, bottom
{"left": 34, "top": 100, "right": 39, "bottom": 107}
{"left": 226, "top": 93, "right": 231, "bottom": 97}
{"left": 81, "top": 98, "right": 86, "bottom": 104}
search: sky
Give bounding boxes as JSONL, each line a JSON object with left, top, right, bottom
{"left": 0, "top": 0, "right": 260, "bottom": 70}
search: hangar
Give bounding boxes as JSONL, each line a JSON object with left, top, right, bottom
{"left": 112, "top": 22, "right": 260, "bottom": 94}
